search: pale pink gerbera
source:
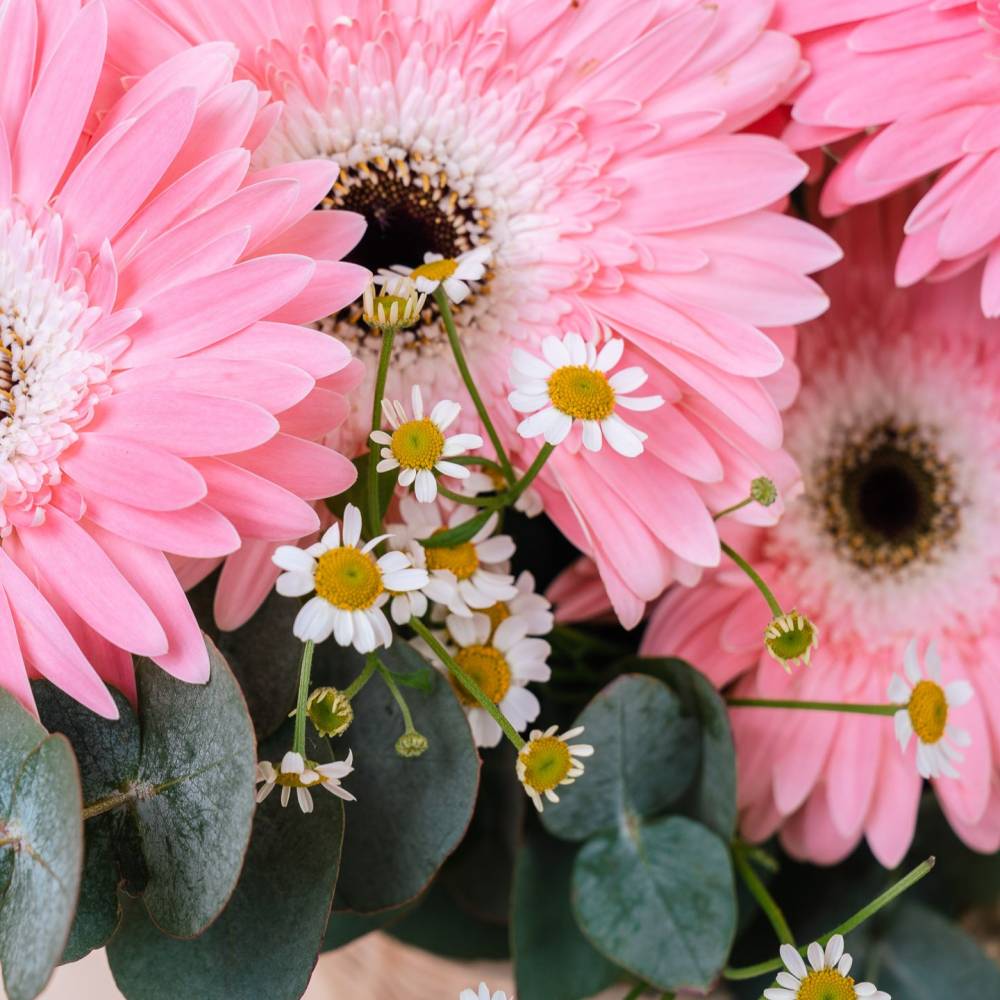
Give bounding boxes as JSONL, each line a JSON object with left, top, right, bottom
{"left": 776, "top": 0, "right": 1000, "bottom": 316}
{"left": 105, "top": 0, "right": 840, "bottom": 627}
{"left": 642, "top": 199, "right": 1000, "bottom": 867}
{"left": 0, "top": 1, "right": 366, "bottom": 717}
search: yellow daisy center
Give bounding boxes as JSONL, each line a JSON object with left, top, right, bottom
{"left": 390, "top": 417, "right": 445, "bottom": 470}
{"left": 314, "top": 548, "right": 383, "bottom": 610}
{"left": 424, "top": 533, "right": 479, "bottom": 580}
{"left": 275, "top": 763, "right": 324, "bottom": 789}
{"left": 547, "top": 365, "right": 615, "bottom": 421}
{"left": 796, "top": 968, "right": 857, "bottom": 1000}
{"left": 453, "top": 644, "right": 511, "bottom": 705}
{"left": 908, "top": 679, "right": 949, "bottom": 744}
{"left": 519, "top": 736, "right": 573, "bottom": 793}
{"left": 411, "top": 258, "right": 458, "bottom": 282}
{"left": 483, "top": 601, "right": 511, "bottom": 634}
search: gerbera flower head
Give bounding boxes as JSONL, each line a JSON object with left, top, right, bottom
{"left": 273, "top": 504, "right": 428, "bottom": 653}
{"left": 517, "top": 724, "right": 594, "bottom": 813}
{"left": 255, "top": 750, "right": 356, "bottom": 813}
{"left": 371, "top": 386, "right": 483, "bottom": 503}
{"left": 765, "top": 935, "right": 889, "bottom": 1000}
{"left": 111, "top": 0, "right": 840, "bottom": 626}
{"left": 776, "top": 0, "right": 1000, "bottom": 315}
{"left": 642, "top": 200, "right": 1000, "bottom": 867}
{"left": 0, "top": 2, "right": 369, "bottom": 719}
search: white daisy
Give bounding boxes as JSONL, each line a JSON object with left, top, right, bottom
{"left": 427, "top": 613, "right": 550, "bottom": 747}
{"left": 517, "top": 724, "right": 594, "bottom": 812}
{"left": 508, "top": 331, "right": 663, "bottom": 457}
{"left": 764, "top": 935, "right": 889, "bottom": 1000}
{"left": 255, "top": 750, "right": 356, "bottom": 814}
{"left": 371, "top": 385, "right": 483, "bottom": 503}
{"left": 459, "top": 985, "right": 507, "bottom": 1000}
{"left": 464, "top": 466, "right": 544, "bottom": 518}
{"left": 889, "top": 640, "right": 973, "bottom": 780}
{"left": 398, "top": 245, "right": 492, "bottom": 303}
{"left": 432, "top": 569, "right": 553, "bottom": 638}
{"left": 361, "top": 275, "right": 425, "bottom": 329}
{"left": 389, "top": 497, "right": 518, "bottom": 617}
{"left": 272, "top": 503, "right": 428, "bottom": 653}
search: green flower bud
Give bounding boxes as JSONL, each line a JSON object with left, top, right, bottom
{"left": 306, "top": 687, "right": 354, "bottom": 738}
{"left": 395, "top": 731, "right": 429, "bottom": 758}
{"left": 750, "top": 476, "right": 777, "bottom": 507}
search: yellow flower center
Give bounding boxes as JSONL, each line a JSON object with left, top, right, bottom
{"left": 519, "top": 736, "right": 572, "bottom": 793}
{"left": 453, "top": 644, "right": 511, "bottom": 706}
{"left": 412, "top": 258, "right": 458, "bottom": 282}
{"left": 314, "top": 548, "right": 383, "bottom": 610}
{"left": 275, "top": 763, "right": 324, "bottom": 789}
{"left": 424, "top": 533, "right": 479, "bottom": 580}
{"left": 908, "top": 679, "right": 949, "bottom": 744}
{"left": 483, "top": 601, "right": 511, "bottom": 634}
{"left": 390, "top": 417, "right": 445, "bottom": 470}
{"left": 547, "top": 365, "right": 616, "bottom": 421}
{"left": 796, "top": 968, "right": 857, "bottom": 1000}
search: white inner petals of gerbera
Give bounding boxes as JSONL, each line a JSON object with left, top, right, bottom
{"left": 0, "top": 210, "right": 107, "bottom": 526}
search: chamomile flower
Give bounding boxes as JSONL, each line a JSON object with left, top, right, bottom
{"left": 889, "top": 641, "right": 973, "bottom": 780}
{"left": 389, "top": 497, "right": 518, "bottom": 617}
{"left": 272, "top": 504, "right": 428, "bottom": 653}
{"left": 255, "top": 750, "right": 356, "bottom": 814}
{"left": 508, "top": 332, "right": 663, "bottom": 456}
{"left": 425, "top": 613, "right": 550, "bottom": 747}
{"left": 371, "top": 386, "right": 483, "bottom": 503}
{"left": 402, "top": 245, "right": 492, "bottom": 303}
{"left": 516, "top": 725, "right": 594, "bottom": 812}
{"left": 437, "top": 570, "right": 552, "bottom": 638}
{"left": 765, "top": 935, "right": 889, "bottom": 1000}
{"left": 362, "top": 275, "right": 425, "bottom": 329}
{"left": 460, "top": 986, "right": 507, "bottom": 1000}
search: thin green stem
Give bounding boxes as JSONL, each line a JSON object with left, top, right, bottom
{"left": 410, "top": 617, "right": 525, "bottom": 750}
{"left": 437, "top": 486, "right": 502, "bottom": 508}
{"left": 713, "top": 496, "right": 753, "bottom": 521}
{"left": 375, "top": 658, "right": 417, "bottom": 735}
{"left": 435, "top": 289, "right": 515, "bottom": 485}
{"left": 292, "top": 640, "right": 316, "bottom": 757}
{"left": 446, "top": 454, "right": 505, "bottom": 475}
{"left": 721, "top": 541, "right": 783, "bottom": 617}
{"left": 728, "top": 698, "right": 897, "bottom": 717}
{"left": 82, "top": 790, "right": 134, "bottom": 821}
{"left": 367, "top": 327, "right": 397, "bottom": 536}
{"left": 505, "top": 443, "right": 553, "bottom": 505}
{"left": 343, "top": 656, "right": 378, "bottom": 701}
{"left": 723, "top": 857, "right": 936, "bottom": 982}
{"left": 733, "top": 841, "right": 795, "bottom": 945}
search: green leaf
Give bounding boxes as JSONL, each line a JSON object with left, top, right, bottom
{"left": 107, "top": 727, "right": 343, "bottom": 1000}
{"left": 316, "top": 641, "right": 479, "bottom": 913}
{"left": 632, "top": 657, "right": 737, "bottom": 838}
{"left": 572, "top": 815, "right": 735, "bottom": 993}
{"left": 512, "top": 833, "right": 619, "bottom": 1000}
{"left": 419, "top": 509, "right": 492, "bottom": 548}
{"left": 541, "top": 673, "right": 700, "bottom": 843}
{"left": 0, "top": 693, "right": 83, "bottom": 1000}
{"left": 389, "top": 666, "right": 436, "bottom": 694}
{"left": 131, "top": 641, "right": 256, "bottom": 937}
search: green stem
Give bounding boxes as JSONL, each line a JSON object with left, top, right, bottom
{"left": 733, "top": 841, "right": 795, "bottom": 945}
{"left": 367, "top": 326, "right": 397, "bottom": 536}
{"left": 723, "top": 857, "right": 936, "bottom": 982}
{"left": 446, "top": 454, "right": 505, "bottom": 475}
{"left": 728, "top": 698, "right": 897, "bottom": 717}
{"left": 437, "top": 485, "right": 502, "bottom": 508}
{"left": 292, "top": 640, "right": 316, "bottom": 757}
{"left": 505, "top": 443, "right": 553, "bottom": 505}
{"left": 343, "top": 656, "right": 378, "bottom": 701}
{"left": 714, "top": 496, "right": 753, "bottom": 521}
{"left": 721, "top": 541, "right": 783, "bottom": 617}
{"left": 375, "top": 658, "right": 417, "bottom": 735}
{"left": 435, "top": 288, "right": 515, "bottom": 485}
{"left": 82, "top": 790, "right": 134, "bottom": 821}
{"left": 410, "top": 617, "right": 525, "bottom": 750}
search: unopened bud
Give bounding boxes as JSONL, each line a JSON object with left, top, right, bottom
{"left": 750, "top": 477, "right": 777, "bottom": 507}
{"left": 306, "top": 687, "right": 354, "bottom": 738}
{"left": 395, "top": 731, "right": 429, "bottom": 758}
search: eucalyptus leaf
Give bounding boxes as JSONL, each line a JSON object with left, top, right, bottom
{"left": 316, "top": 641, "right": 479, "bottom": 913}
{"left": 108, "top": 728, "right": 343, "bottom": 1000}
{"left": 542, "top": 673, "right": 699, "bottom": 843}
{"left": 0, "top": 692, "right": 83, "bottom": 1000}
{"left": 572, "top": 815, "right": 735, "bottom": 992}
{"left": 512, "top": 833, "right": 619, "bottom": 1000}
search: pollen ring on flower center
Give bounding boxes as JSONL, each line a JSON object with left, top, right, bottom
{"left": 313, "top": 548, "right": 384, "bottom": 610}
{"left": 390, "top": 418, "right": 445, "bottom": 470}
{"left": 547, "top": 365, "right": 616, "bottom": 421}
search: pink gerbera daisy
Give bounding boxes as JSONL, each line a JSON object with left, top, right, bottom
{"left": 776, "top": 0, "right": 1000, "bottom": 316}
{"left": 0, "top": 0, "right": 367, "bottom": 717}
{"left": 105, "top": 0, "right": 840, "bottom": 627}
{"left": 642, "top": 198, "right": 1000, "bottom": 866}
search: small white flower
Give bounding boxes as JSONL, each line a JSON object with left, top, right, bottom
{"left": 508, "top": 332, "right": 663, "bottom": 457}
{"left": 432, "top": 569, "right": 553, "bottom": 638}
{"left": 464, "top": 466, "right": 544, "bottom": 517}
{"left": 371, "top": 385, "right": 483, "bottom": 503}
{"left": 889, "top": 640, "right": 973, "bottom": 780}
{"left": 272, "top": 504, "right": 428, "bottom": 653}
{"left": 362, "top": 275, "right": 425, "bottom": 329}
{"left": 764, "top": 935, "right": 889, "bottom": 1000}
{"left": 424, "top": 612, "right": 551, "bottom": 747}
{"left": 389, "top": 497, "right": 518, "bottom": 617}
{"left": 397, "top": 244, "right": 492, "bottom": 303}
{"left": 517, "top": 724, "right": 593, "bottom": 812}
{"left": 255, "top": 750, "right": 357, "bottom": 814}
{"left": 459, "top": 985, "right": 507, "bottom": 1000}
